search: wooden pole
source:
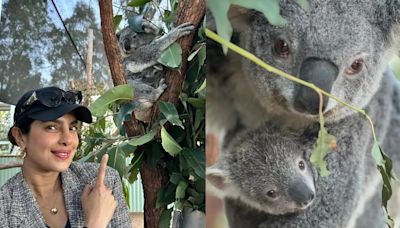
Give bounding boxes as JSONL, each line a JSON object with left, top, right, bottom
{"left": 84, "top": 29, "right": 94, "bottom": 106}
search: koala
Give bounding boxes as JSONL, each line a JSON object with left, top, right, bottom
{"left": 207, "top": 0, "right": 400, "bottom": 227}
{"left": 207, "top": 123, "right": 316, "bottom": 217}
{"left": 117, "top": 21, "right": 194, "bottom": 121}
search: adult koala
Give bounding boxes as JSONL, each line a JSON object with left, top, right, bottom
{"left": 206, "top": 0, "right": 400, "bottom": 227}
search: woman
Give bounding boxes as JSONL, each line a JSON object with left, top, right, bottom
{"left": 0, "top": 86, "right": 132, "bottom": 227}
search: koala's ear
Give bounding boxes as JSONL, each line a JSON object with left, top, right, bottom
{"left": 206, "top": 166, "right": 231, "bottom": 197}
{"left": 374, "top": 1, "right": 400, "bottom": 36}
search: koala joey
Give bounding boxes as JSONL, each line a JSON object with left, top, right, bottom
{"left": 207, "top": 2, "right": 400, "bottom": 226}
{"left": 117, "top": 21, "right": 194, "bottom": 121}
{"left": 207, "top": 123, "right": 316, "bottom": 217}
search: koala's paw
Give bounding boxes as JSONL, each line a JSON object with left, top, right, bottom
{"left": 156, "top": 78, "right": 168, "bottom": 96}
{"left": 173, "top": 22, "right": 195, "bottom": 38}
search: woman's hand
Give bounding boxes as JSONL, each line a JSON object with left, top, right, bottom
{"left": 81, "top": 154, "right": 117, "bottom": 228}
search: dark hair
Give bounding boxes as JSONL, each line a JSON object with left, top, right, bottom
{"left": 7, "top": 86, "right": 92, "bottom": 146}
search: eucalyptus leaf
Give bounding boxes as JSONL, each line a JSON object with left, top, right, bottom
{"left": 128, "top": 152, "right": 143, "bottom": 183}
{"left": 176, "top": 180, "right": 188, "bottom": 200}
{"left": 107, "top": 146, "right": 127, "bottom": 178}
{"left": 161, "top": 125, "right": 183, "bottom": 156}
{"left": 157, "top": 42, "right": 182, "bottom": 68}
{"left": 159, "top": 101, "right": 184, "bottom": 129}
{"left": 310, "top": 125, "right": 336, "bottom": 177}
{"left": 187, "top": 98, "right": 205, "bottom": 109}
{"left": 187, "top": 43, "right": 205, "bottom": 61}
{"left": 206, "top": 0, "right": 231, "bottom": 53}
{"left": 128, "top": 0, "right": 152, "bottom": 7}
{"left": 114, "top": 102, "right": 137, "bottom": 134}
{"left": 89, "top": 85, "right": 133, "bottom": 117}
{"left": 170, "top": 172, "right": 184, "bottom": 185}
{"left": 159, "top": 208, "right": 173, "bottom": 228}
{"left": 194, "top": 79, "right": 206, "bottom": 94}
{"left": 113, "top": 15, "right": 122, "bottom": 30}
{"left": 182, "top": 148, "right": 205, "bottom": 179}
{"left": 127, "top": 130, "right": 156, "bottom": 146}
{"left": 207, "top": 0, "right": 287, "bottom": 53}
{"left": 156, "top": 184, "right": 176, "bottom": 208}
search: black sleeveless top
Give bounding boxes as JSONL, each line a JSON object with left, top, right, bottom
{"left": 45, "top": 219, "right": 71, "bottom": 228}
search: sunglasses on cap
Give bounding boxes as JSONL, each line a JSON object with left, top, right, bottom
{"left": 20, "top": 88, "right": 83, "bottom": 113}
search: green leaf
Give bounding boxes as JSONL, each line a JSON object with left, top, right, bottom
{"left": 157, "top": 42, "right": 182, "bottom": 68}
{"left": 170, "top": 172, "right": 184, "bottom": 185}
{"left": 176, "top": 180, "right": 188, "bottom": 200}
{"left": 127, "top": 130, "right": 156, "bottom": 146}
{"left": 114, "top": 102, "right": 137, "bottom": 134}
{"left": 206, "top": 0, "right": 232, "bottom": 54}
{"left": 156, "top": 184, "right": 176, "bottom": 208}
{"left": 89, "top": 85, "right": 133, "bottom": 117}
{"left": 187, "top": 43, "right": 205, "bottom": 61}
{"left": 198, "top": 45, "right": 206, "bottom": 68}
{"left": 187, "top": 98, "right": 205, "bottom": 109}
{"left": 194, "top": 109, "right": 204, "bottom": 133}
{"left": 371, "top": 142, "right": 385, "bottom": 166}
{"left": 207, "top": 0, "right": 287, "bottom": 53}
{"left": 194, "top": 79, "right": 206, "bottom": 94}
{"left": 128, "top": 0, "right": 152, "bottom": 7}
{"left": 159, "top": 208, "right": 173, "bottom": 228}
{"left": 310, "top": 125, "right": 336, "bottom": 177}
{"left": 182, "top": 148, "right": 205, "bottom": 179}
{"left": 128, "top": 152, "right": 143, "bottom": 183}
{"left": 161, "top": 125, "right": 183, "bottom": 156}
{"left": 108, "top": 146, "right": 127, "bottom": 178}
{"left": 158, "top": 101, "right": 184, "bottom": 129}
{"left": 113, "top": 15, "right": 123, "bottom": 30}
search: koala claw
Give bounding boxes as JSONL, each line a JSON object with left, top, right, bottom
{"left": 158, "top": 78, "right": 168, "bottom": 91}
{"left": 174, "top": 22, "right": 195, "bottom": 37}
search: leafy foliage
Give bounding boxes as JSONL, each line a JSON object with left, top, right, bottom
{"left": 78, "top": 1, "right": 205, "bottom": 226}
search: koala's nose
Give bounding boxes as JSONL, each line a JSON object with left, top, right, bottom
{"left": 124, "top": 39, "right": 131, "bottom": 51}
{"left": 294, "top": 58, "right": 338, "bottom": 115}
{"left": 289, "top": 180, "right": 315, "bottom": 207}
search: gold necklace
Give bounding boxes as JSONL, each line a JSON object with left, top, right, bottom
{"left": 49, "top": 182, "right": 61, "bottom": 215}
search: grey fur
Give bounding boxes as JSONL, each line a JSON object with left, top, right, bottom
{"left": 207, "top": 124, "right": 316, "bottom": 216}
{"left": 207, "top": 0, "right": 400, "bottom": 227}
{"left": 117, "top": 22, "right": 194, "bottom": 121}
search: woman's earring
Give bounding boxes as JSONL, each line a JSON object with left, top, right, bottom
{"left": 19, "top": 147, "right": 26, "bottom": 159}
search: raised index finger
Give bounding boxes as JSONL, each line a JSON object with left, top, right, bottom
{"left": 95, "top": 154, "right": 109, "bottom": 187}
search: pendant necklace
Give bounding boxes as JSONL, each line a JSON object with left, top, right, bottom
{"left": 49, "top": 184, "right": 61, "bottom": 215}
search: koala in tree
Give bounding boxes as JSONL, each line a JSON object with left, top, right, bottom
{"left": 117, "top": 21, "right": 194, "bottom": 121}
{"left": 207, "top": 0, "right": 400, "bottom": 227}
{"left": 207, "top": 123, "right": 316, "bottom": 217}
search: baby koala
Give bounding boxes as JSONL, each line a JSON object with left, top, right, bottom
{"left": 117, "top": 21, "right": 194, "bottom": 121}
{"left": 207, "top": 124, "right": 316, "bottom": 215}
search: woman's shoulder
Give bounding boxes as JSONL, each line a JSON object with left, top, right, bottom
{"left": 0, "top": 172, "right": 23, "bottom": 195}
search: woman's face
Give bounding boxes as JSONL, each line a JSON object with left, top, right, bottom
{"left": 22, "top": 113, "right": 80, "bottom": 173}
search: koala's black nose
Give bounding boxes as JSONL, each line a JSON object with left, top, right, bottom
{"left": 124, "top": 39, "right": 131, "bottom": 51}
{"left": 294, "top": 58, "right": 338, "bottom": 115}
{"left": 289, "top": 180, "right": 315, "bottom": 207}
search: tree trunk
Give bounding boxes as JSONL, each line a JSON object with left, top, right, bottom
{"left": 98, "top": 0, "right": 205, "bottom": 227}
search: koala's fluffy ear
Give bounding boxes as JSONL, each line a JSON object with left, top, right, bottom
{"left": 206, "top": 165, "right": 232, "bottom": 198}
{"left": 374, "top": 1, "right": 400, "bottom": 37}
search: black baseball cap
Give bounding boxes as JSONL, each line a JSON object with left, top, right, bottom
{"left": 7, "top": 86, "right": 93, "bottom": 145}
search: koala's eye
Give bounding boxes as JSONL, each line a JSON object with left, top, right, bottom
{"left": 267, "top": 190, "right": 278, "bottom": 199}
{"left": 273, "top": 38, "right": 290, "bottom": 58}
{"left": 298, "top": 160, "right": 305, "bottom": 170}
{"left": 345, "top": 59, "right": 364, "bottom": 75}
